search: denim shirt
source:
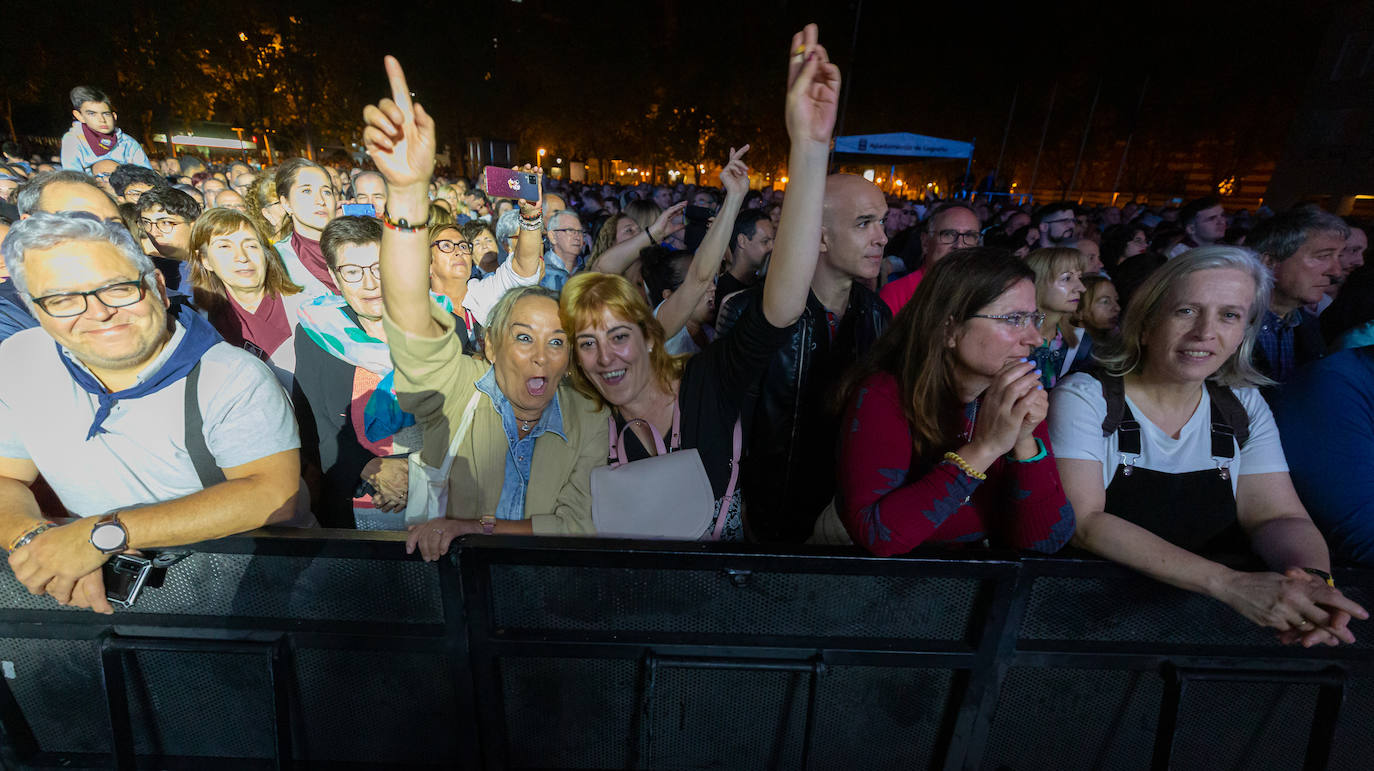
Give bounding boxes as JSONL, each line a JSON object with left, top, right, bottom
{"left": 474, "top": 367, "right": 566, "bottom": 520}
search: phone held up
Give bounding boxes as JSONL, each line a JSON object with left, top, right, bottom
{"left": 340, "top": 203, "right": 377, "bottom": 217}
{"left": 483, "top": 166, "right": 541, "bottom": 203}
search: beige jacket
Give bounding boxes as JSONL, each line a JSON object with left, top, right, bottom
{"left": 384, "top": 301, "right": 607, "bottom": 535}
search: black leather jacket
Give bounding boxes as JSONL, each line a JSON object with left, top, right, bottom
{"left": 716, "top": 282, "right": 891, "bottom": 543}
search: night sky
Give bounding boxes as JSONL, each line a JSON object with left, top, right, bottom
{"left": 0, "top": 0, "right": 1341, "bottom": 185}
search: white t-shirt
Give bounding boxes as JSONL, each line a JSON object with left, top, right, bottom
{"left": 1048, "top": 372, "right": 1288, "bottom": 494}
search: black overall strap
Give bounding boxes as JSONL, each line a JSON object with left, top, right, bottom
{"left": 1203, "top": 381, "right": 1250, "bottom": 452}
{"left": 184, "top": 362, "right": 227, "bottom": 488}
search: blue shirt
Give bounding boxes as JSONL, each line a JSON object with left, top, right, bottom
{"left": 1273, "top": 347, "right": 1374, "bottom": 567}
{"left": 1255, "top": 308, "right": 1302, "bottom": 384}
{"left": 474, "top": 367, "right": 566, "bottom": 520}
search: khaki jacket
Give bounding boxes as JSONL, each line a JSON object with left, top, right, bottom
{"left": 385, "top": 301, "right": 607, "bottom": 535}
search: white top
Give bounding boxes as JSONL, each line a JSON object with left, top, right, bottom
{"left": 1048, "top": 372, "right": 1288, "bottom": 494}
{"left": 0, "top": 324, "right": 299, "bottom": 518}
{"left": 462, "top": 257, "right": 542, "bottom": 328}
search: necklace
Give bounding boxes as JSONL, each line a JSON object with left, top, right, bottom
{"left": 961, "top": 400, "right": 979, "bottom": 442}
{"left": 518, "top": 418, "right": 533, "bottom": 432}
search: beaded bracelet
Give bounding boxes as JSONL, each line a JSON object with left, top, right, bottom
{"left": 8, "top": 522, "right": 54, "bottom": 553}
{"left": 381, "top": 208, "right": 425, "bottom": 232}
{"left": 518, "top": 217, "right": 543, "bottom": 232}
{"left": 943, "top": 451, "right": 988, "bottom": 481}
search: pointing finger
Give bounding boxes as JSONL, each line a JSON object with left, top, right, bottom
{"left": 383, "top": 55, "right": 414, "bottom": 121}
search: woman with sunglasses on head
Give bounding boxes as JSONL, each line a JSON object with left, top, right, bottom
{"left": 427, "top": 221, "right": 481, "bottom": 355}
{"left": 836, "top": 247, "right": 1075, "bottom": 556}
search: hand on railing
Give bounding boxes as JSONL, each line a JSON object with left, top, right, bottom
{"left": 1219, "top": 567, "right": 1368, "bottom": 647}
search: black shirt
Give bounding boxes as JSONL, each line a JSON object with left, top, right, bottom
{"left": 614, "top": 299, "right": 790, "bottom": 497}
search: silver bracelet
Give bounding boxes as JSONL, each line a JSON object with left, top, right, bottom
{"left": 9, "top": 522, "right": 55, "bottom": 553}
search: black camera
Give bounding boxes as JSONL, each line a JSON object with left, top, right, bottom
{"left": 102, "top": 554, "right": 153, "bottom": 607}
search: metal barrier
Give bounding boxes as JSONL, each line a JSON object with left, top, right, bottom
{"left": 0, "top": 531, "right": 1370, "bottom": 770}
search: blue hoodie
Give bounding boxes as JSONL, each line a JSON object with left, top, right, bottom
{"left": 60, "top": 123, "right": 152, "bottom": 172}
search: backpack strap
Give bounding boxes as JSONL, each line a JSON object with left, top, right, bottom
{"left": 184, "top": 362, "right": 227, "bottom": 489}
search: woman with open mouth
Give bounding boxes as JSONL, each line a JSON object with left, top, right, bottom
{"left": 361, "top": 56, "right": 608, "bottom": 561}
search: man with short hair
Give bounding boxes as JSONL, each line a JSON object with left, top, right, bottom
{"left": 0, "top": 212, "right": 300, "bottom": 613}
{"left": 59, "top": 87, "right": 152, "bottom": 172}
{"left": 652, "top": 185, "right": 675, "bottom": 210}
{"left": 878, "top": 201, "right": 982, "bottom": 314}
{"left": 1033, "top": 202, "right": 1077, "bottom": 248}
{"left": 210, "top": 189, "right": 249, "bottom": 213}
{"left": 230, "top": 171, "right": 256, "bottom": 198}
{"left": 716, "top": 209, "right": 773, "bottom": 311}
{"left": 1248, "top": 207, "right": 1349, "bottom": 394}
{"left": 716, "top": 173, "right": 892, "bottom": 543}
{"left": 544, "top": 209, "right": 584, "bottom": 280}
{"left": 15, "top": 170, "right": 121, "bottom": 222}
{"left": 88, "top": 159, "right": 119, "bottom": 198}
{"left": 136, "top": 187, "right": 202, "bottom": 292}
{"left": 199, "top": 177, "right": 227, "bottom": 198}
{"left": 1166, "top": 196, "right": 1227, "bottom": 258}
{"left": 109, "top": 164, "right": 167, "bottom": 205}
{"left": 351, "top": 171, "right": 387, "bottom": 217}
{"left": 462, "top": 188, "right": 491, "bottom": 223}
{"left": 691, "top": 188, "right": 721, "bottom": 213}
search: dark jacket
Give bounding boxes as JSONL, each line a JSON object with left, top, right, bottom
{"left": 716, "top": 281, "right": 891, "bottom": 543}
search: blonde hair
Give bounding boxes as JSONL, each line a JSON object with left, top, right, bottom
{"left": 1025, "top": 247, "right": 1088, "bottom": 348}
{"left": 558, "top": 271, "right": 686, "bottom": 409}
{"left": 1095, "top": 246, "right": 1273, "bottom": 388}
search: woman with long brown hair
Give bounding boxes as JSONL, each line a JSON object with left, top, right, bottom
{"left": 836, "top": 247, "right": 1075, "bottom": 556}
{"left": 188, "top": 208, "right": 306, "bottom": 389}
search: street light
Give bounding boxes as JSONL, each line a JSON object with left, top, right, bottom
{"left": 537, "top": 147, "right": 546, "bottom": 168}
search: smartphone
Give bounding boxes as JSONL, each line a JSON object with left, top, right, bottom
{"left": 683, "top": 205, "right": 713, "bottom": 252}
{"left": 341, "top": 203, "right": 377, "bottom": 217}
{"left": 483, "top": 166, "right": 541, "bottom": 202}
{"left": 103, "top": 554, "right": 153, "bottom": 608}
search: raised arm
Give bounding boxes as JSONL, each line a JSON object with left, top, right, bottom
{"left": 591, "top": 201, "right": 688, "bottom": 276}
{"left": 508, "top": 168, "right": 546, "bottom": 279}
{"left": 762, "top": 24, "right": 841, "bottom": 328}
{"left": 656, "top": 145, "right": 750, "bottom": 339}
{"left": 363, "top": 56, "right": 440, "bottom": 337}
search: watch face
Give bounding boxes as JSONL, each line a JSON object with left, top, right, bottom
{"left": 91, "top": 523, "right": 126, "bottom": 551}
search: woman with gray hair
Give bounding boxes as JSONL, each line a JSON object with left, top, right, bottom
{"left": 1049, "top": 246, "right": 1367, "bottom": 646}
{"left": 360, "top": 56, "right": 607, "bottom": 560}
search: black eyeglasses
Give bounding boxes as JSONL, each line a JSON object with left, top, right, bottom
{"left": 31, "top": 274, "right": 149, "bottom": 318}
{"left": 934, "top": 229, "right": 982, "bottom": 246}
{"left": 139, "top": 217, "right": 184, "bottom": 234}
{"left": 969, "top": 311, "right": 1046, "bottom": 329}
{"left": 335, "top": 264, "right": 381, "bottom": 283}
{"left": 431, "top": 239, "right": 473, "bottom": 254}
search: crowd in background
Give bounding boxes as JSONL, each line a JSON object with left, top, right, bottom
{"left": 0, "top": 27, "right": 1370, "bottom": 650}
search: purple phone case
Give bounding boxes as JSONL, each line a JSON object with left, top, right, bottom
{"left": 484, "top": 167, "right": 540, "bottom": 202}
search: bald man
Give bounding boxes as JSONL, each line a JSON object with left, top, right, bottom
{"left": 715, "top": 173, "right": 893, "bottom": 544}
{"left": 210, "top": 188, "right": 249, "bottom": 213}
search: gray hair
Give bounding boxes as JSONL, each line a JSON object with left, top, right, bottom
{"left": 1248, "top": 206, "right": 1350, "bottom": 264}
{"left": 485, "top": 285, "right": 561, "bottom": 357}
{"left": 1096, "top": 245, "right": 1273, "bottom": 388}
{"left": 14, "top": 170, "right": 101, "bottom": 216}
{"left": 1, "top": 212, "right": 156, "bottom": 311}
{"left": 494, "top": 207, "right": 521, "bottom": 251}
{"left": 546, "top": 208, "right": 580, "bottom": 233}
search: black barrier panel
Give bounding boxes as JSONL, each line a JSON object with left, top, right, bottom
{"left": 2, "top": 534, "right": 1373, "bottom": 770}
{"left": 980, "top": 667, "right": 1162, "bottom": 770}
{"left": 488, "top": 563, "right": 984, "bottom": 642}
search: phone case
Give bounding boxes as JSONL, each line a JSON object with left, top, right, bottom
{"left": 483, "top": 167, "right": 540, "bottom": 202}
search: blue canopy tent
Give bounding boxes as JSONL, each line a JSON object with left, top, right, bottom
{"left": 831, "top": 132, "right": 976, "bottom": 193}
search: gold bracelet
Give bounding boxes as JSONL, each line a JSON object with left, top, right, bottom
{"left": 943, "top": 452, "right": 988, "bottom": 481}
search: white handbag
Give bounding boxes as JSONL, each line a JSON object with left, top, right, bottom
{"left": 591, "top": 401, "right": 741, "bottom": 540}
{"left": 404, "top": 391, "right": 483, "bottom": 526}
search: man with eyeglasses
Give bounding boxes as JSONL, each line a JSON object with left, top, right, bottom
{"left": 135, "top": 187, "right": 203, "bottom": 293}
{"left": 109, "top": 164, "right": 167, "bottom": 205}
{"left": 0, "top": 212, "right": 300, "bottom": 614}
{"left": 1033, "top": 202, "right": 1078, "bottom": 249}
{"left": 545, "top": 209, "right": 585, "bottom": 279}
{"left": 879, "top": 202, "right": 982, "bottom": 315}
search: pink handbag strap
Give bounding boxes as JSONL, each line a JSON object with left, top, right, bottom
{"left": 607, "top": 400, "right": 681, "bottom": 466}
{"left": 711, "top": 417, "right": 743, "bottom": 541}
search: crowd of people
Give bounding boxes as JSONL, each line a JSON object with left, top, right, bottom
{"left": 0, "top": 25, "right": 1370, "bottom": 651}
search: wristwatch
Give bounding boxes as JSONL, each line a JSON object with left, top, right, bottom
{"left": 479, "top": 515, "right": 497, "bottom": 535}
{"left": 89, "top": 512, "right": 129, "bottom": 554}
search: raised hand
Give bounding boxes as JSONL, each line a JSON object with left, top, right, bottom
{"left": 719, "top": 145, "right": 751, "bottom": 198}
{"left": 784, "top": 24, "right": 842, "bottom": 147}
{"left": 650, "top": 201, "right": 689, "bottom": 242}
{"left": 362, "top": 56, "right": 436, "bottom": 191}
